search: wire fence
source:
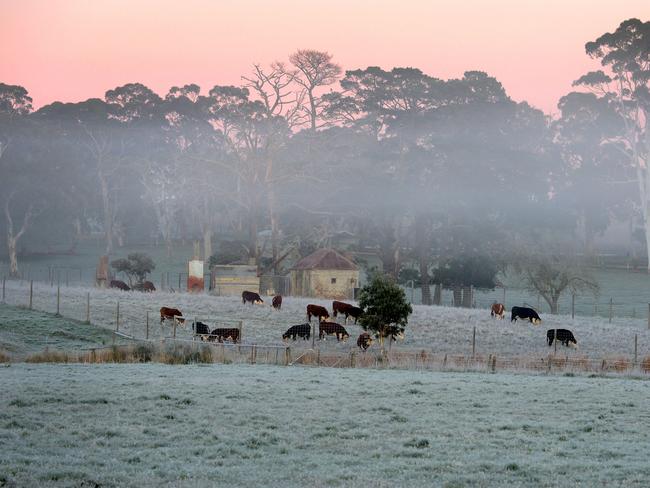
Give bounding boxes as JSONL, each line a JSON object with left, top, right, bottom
{"left": 2, "top": 277, "right": 650, "bottom": 376}
{"left": 401, "top": 283, "right": 650, "bottom": 323}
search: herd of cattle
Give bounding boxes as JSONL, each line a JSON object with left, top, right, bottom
{"left": 155, "top": 291, "right": 578, "bottom": 352}
{"left": 159, "top": 291, "right": 378, "bottom": 350}
{"left": 490, "top": 302, "right": 578, "bottom": 348}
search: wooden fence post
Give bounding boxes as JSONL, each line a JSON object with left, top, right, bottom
{"left": 285, "top": 346, "right": 291, "bottom": 366}
{"left": 609, "top": 298, "right": 613, "bottom": 323}
{"left": 1, "top": 276, "right": 5, "bottom": 303}
{"left": 85, "top": 293, "right": 90, "bottom": 324}
{"left": 29, "top": 280, "right": 33, "bottom": 310}
{"left": 491, "top": 355, "right": 496, "bottom": 373}
{"left": 146, "top": 311, "right": 149, "bottom": 340}
{"left": 239, "top": 321, "right": 243, "bottom": 343}
{"left": 161, "top": 272, "right": 165, "bottom": 291}
{"left": 571, "top": 293, "right": 575, "bottom": 319}
{"left": 311, "top": 323, "right": 316, "bottom": 349}
{"left": 56, "top": 286, "right": 60, "bottom": 316}
{"left": 173, "top": 319, "right": 177, "bottom": 339}
{"left": 350, "top": 351, "right": 356, "bottom": 368}
{"left": 115, "top": 301, "right": 120, "bottom": 331}
{"left": 472, "top": 326, "right": 476, "bottom": 359}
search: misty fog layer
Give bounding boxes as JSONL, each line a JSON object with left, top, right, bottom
{"left": 0, "top": 19, "right": 648, "bottom": 305}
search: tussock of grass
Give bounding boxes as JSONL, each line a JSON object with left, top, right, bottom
{"left": 0, "top": 349, "right": 11, "bottom": 363}
{"left": 23, "top": 342, "right": 214, "bottom": 365}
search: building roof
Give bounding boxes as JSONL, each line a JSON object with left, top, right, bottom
{"left": 292, "top": 248, "right": 358, "bottom": 271}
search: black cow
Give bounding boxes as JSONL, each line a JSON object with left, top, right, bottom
{"left": 282, "top": 323, "right": 311, "bottom": 341}
{"left": 207, "top": 328, "right": 240, "bottom": 343}
{"left": 547, "top": 329, "right": 577, "bottom": 348}
{"left": 307, "top": 304, "right": 330, "bottom": 323}
{"left": 332, "top": 301, "right": 363, "bottom": 324}
{"left": 357, "top": 332, "right": 373, "bottom": 351}
{"left": 242, "top": 290, "right": 264, "bottom": 305}
{"left": 319, "top": 322, "right": 350, "bottom": 341}
{"left": 110, "top": 279, "right": 130, "bottom": 291}
{"left": 272, "top": 295, "right": 282, "bottom": 310}
{"left": 195, "top": 321, "right": 211, "bottom": 340}
{"left": 511, "top": 306, "right": 541, "bottom": 324}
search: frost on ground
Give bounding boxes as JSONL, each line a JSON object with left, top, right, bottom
{"left": 0, "top": 363, "right": 649, "bottom": 487}
{"left": 0, "top": 304, "right": 129, "bottom": 356}
{"left": 3, "top": 280, "right": 650, "bottom": 360}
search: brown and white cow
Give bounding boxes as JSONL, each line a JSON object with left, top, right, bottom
{"left": 160, "top": 307, "right": 186, "bottom": 326}
{"left": 357, "top": 332, "right": 373, "bottom": 351}
{"left": 272, "top": 295, "right": 282, "bottom": 310}
{"left": 332, "top": 301, "right": 363, "bottom": 324}
{"left": 491, "top": 302, "right": 505, "bottom": 319}
{"left": 318, "top": 322, "right": 350, "bottom": 341}
{"left": 306, "top": 304, "right": 330, "bottom": 323}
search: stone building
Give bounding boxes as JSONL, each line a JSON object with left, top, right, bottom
{"left": 290, "top": 249, "right": 359, "bottom": 299}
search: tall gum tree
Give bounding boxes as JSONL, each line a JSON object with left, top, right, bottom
{"left": 574, "top": 18, "right": 650, "bottom": 270}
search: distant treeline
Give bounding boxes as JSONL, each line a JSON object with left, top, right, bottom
{"left": 0, "top": 19, "right": 648, "bottom": 291}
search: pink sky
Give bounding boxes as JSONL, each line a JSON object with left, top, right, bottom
{"left": 1, "top": 0, "right": 647, "bottom": 115}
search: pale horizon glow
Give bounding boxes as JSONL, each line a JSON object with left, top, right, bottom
{"left": 1, "top": 0, "right": 647, "bottom": 115}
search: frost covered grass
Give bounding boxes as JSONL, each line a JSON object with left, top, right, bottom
{"left": 3, "top": 280, "right": 650, "bottom": 363}
{"left": 0, "top": 303, "right": 129, "bottom": 359}
{"left": 1, "top": 363, "right": 649, "bottom": 487}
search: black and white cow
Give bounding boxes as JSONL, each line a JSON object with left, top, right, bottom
{"left": 511, "top": 306, "right": 541, "bottom": 325}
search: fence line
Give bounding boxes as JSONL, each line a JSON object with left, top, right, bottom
{"left": 2, "top": 277, "right": 650, "bottom": 376}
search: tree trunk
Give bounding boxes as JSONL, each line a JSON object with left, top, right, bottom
{"left": 419, "top": 256, "right": 431, "bottom": 305}
{"left": 433, "top": 283, "right": 442, "bottom": 305}
{"left": 98, "top": 171, "right": 113, "bottom": 255}
{"left": 452, "top": 285, "right": 462, "bottom": 307}
{"left": 203, "top": 227, "right": 212, "bottom": 262}
{"left": 462, "top": 286, "right": 472, "bottom": 308}
{"left": 7, "top": 236, "right": 18, "bottom": 278}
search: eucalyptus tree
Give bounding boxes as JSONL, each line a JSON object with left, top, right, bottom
{"left": 573, "top": 18, "right": 650, "bottom": 269}
{"left": 0, "top": 83, "right": 40, "bottom": 276}
{"left": 553, "top": 92, "right": 631, "bottom": 257}
{"left": 288, "top": 49, "right": 341, "bottom": 131}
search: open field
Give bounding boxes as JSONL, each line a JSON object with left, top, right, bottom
{"left": 0, "top": 304, "right": 130, "bottom": 357}
{"left": 2, "top": 280, "right": 649, "bottom": 364}
{"left": 1, "top": 363, "right": 649, "bottom": 487}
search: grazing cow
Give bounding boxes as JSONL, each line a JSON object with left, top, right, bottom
{"left": 242, "top": 290, "right": 264, "bottom": 305}
{"left": 547, "top": 329, "right": 578, "bottom": 348}
{"left": 332, "top": 301, "right": 364, "bottom": 324}
{"left": 160, "top": 307, "right": 186, "bottom": 326}
{"left": 357, "top": 332, "right": 373, "bottom": 351}
{"left": 511, "top": 306, "right": 541, "bottom": 325}
{"left": 272, "top": 295, "right": 283, "bottom": 310}
{"left": 195, "top": 321, "right": 211, "bottom": 341}
{"left": 282, "top": 323, "right": 311, "bottom": 341}
{"left": 491, "top": 302, "right": 505, "bottom": 319}
{"left": 207, "top": 328, "right": 240, "bottom": 343}
{"left": 110, "top": 279, "right": 130, "bottom": 291}
{"left": 142, "top": 281, "right": 156, "bottom": 292}
{"left": 306, "top": 304, "right": 330, "bottom": 323}
{"left": 318, "top": 322, "right": 350, "bottom": 341}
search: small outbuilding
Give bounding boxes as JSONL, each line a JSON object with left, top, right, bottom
{"left": 290, "top": 248, "right": 359, "bottom": 299}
